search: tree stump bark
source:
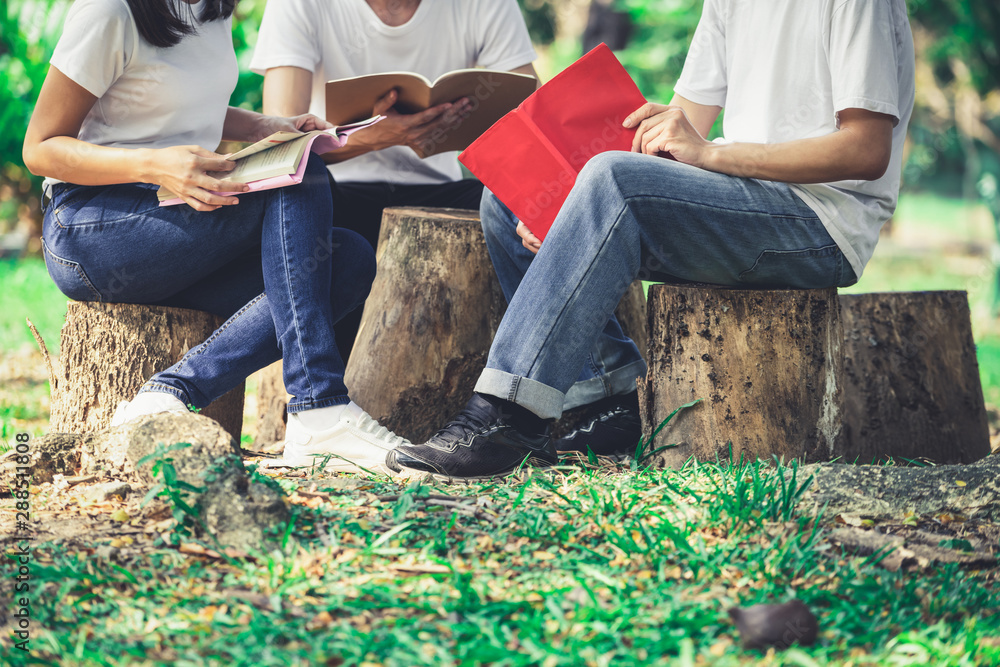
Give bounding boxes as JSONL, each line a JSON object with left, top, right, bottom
{"left": 614, "top": 278, "right": 648, "bottom": 364}
{"left": 839, "top": 291, "right": 990, "bottom": 463}
{"left": 253, "top": 361, "right": 288, "bottom": 450}
{"left": 637, "top": 284, "right": 846, "bottom": 467}
{"left": 344, "top": 207, "right": 506, "bottom": 444}
{"left": 344, "top": 206, "right": 648, "bottom": 443}
{"left": 795, "top": 453, "right": 1000, "bottom": 523}
{"left": 45, "top": 302, "right": 245, "bottom": 440}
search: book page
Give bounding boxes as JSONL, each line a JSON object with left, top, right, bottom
{"left": 225, "top": 117, "right": 383, "bottom": 162}
{"left": 215, "top": 134, "right": 311, "bottom": 184}
{"left": 226, "top": 131, "right": 308, "bottom": 161}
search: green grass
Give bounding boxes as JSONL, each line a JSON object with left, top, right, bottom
{"left": 979, "top": 337, "right": 1000, "bottom": 409}
{"left": 5, "top": 461, "right": 998, "bottom": 666}
{"left": 843, "top": 192, "right": 997, "bottom": 318}
{"left": 0, "top": 257, "right": 67, "bottom": 354}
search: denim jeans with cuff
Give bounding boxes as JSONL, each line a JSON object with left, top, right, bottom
{"left": 40, "top": 153, "right": 374, "bottom": 414}
{"left": 477, "top": 151, "right": 858, "bottom": 420}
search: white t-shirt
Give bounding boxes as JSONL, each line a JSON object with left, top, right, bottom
{"left": 674, "top": 0, "right": 915, "bottom": 279}
{"left": 250, "top": 0, "right": 537, "bottom": 185}
{"left": 48, "top": 0, "right": 237, "bottom": 170}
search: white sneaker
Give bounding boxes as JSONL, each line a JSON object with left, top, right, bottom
{"left": 110, "top": 392, "right": 189, "bottom": 427}
{"left": 260, "top": 402, "right": 408, "bottom": 476}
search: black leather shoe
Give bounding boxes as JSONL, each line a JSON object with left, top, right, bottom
{"left": 554, "top": 391, "right": 641, "bottom": 457}
{"left": 385, "top": 394, "right": 557, "bottom": 479}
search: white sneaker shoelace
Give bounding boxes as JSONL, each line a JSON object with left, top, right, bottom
{"left": 351, "top": 408, "right": 408, "bottom": 449}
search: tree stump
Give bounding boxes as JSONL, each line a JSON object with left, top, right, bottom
{"left": 42, "top": 302, "right": 245, "bottom": 440}
{"left": 614, "top": 278, "right": 648, "bottom": 364}
{"left": 253, "top": 361, "right": 288, "bottom": 450}
{"left": 344, "top": 206, "right": 648, "bottom": 443}
{"left": 839, "top": 291, "right": 990, "bottom": 463}
{"left": 637, "top": 284, "right": 846, "bottom": 467}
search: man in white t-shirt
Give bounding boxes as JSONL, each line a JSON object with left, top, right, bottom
{"left": 251, "top": 0, "right": 538, "bottom": 357}
{"left": 385, "top": 0, "right": 917, "bottom": 480}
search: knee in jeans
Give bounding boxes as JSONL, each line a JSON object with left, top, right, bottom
{"left": 301, "top": 153, "right": 334, "bottom": 194}
{"left": 577, "top": 151, "right": 633, "bottom": 189}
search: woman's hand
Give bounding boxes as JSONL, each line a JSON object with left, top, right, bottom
{"left": 252, "top": 113, "right": 333, "bottom": 141}
{"left": 144, "top": 145, "right": 250, "bottom": 212}
{"left": 350, "top": 88, "right": 474, "bottom": 157}
{"left": 623, "top": 103, "right": 714, "bottom": 167}
{"left": 516, "top": 221, "right": 542, "bottom": 254}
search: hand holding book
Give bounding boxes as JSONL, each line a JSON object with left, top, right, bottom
{"left": 350, "top": 89, "right": 477, "bottom": 159}
{"left": 325, "top": 69, "right": 537, "bottom": 157}
{"left": 157, "top": 116, "right": 384, "bottom": 206}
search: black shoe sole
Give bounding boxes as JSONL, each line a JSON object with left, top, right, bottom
{"left": 394, "top": 454, "right": 557, "bottom": 483}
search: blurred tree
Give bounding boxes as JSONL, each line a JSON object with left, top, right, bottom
{"left": 517, "top": 0, "right": 558, "bottom": 46}
{"left": 230, "top": 0, "right": 267, "bottom": 111}
{"left": 907, "top": 0, "right": 1000, "bottom": 311}
{"left": 582, "top": 0, "right": 634, "bottom": 54}
{"left": 0, "top": 0, "right": 69, "bottom": 246}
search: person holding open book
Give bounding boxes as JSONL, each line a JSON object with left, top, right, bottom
{"left": 23, "top": 0, "right": 408, "bottom": 474}
{"left": 385, "top": 0, "right": 916, "bottom": 479}
{"left": 251, "top": 0, "right": 539, "bottom": 360}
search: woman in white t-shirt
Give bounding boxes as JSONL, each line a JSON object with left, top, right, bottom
{"left": 23, "top": 0, "right": 407, "bottom": 474}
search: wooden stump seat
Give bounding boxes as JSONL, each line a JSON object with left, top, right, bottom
{"left": 43, "top": 302, "right": 245, "bottom": 440}
{"left": 838, "top": 291, "right": 990, "bottom": 463}
{"left": 338, "top": 206, "right": 649, "bottom": 444}
{"left": 637, "top": 284, "right": 990, "bottom": 467}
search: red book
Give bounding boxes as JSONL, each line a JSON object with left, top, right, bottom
{"left": 459, "top": 44, "right": 646, "bottom": 240}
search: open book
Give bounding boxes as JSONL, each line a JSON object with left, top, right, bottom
{"left": 458, "top": 45, "right": 647, "bottom": 240}
{"left": 325, "top": 69, "right": 537, "bottom": 157}
{"left": 157, "top": 116, "right": 383, "bottom": 206}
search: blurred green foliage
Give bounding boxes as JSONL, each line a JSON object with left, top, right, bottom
{"left": 1, "top": 0, "right": 70, "bottom": 227}
{"left": 617, "top": 0, "right": 701, "bottom": 104}
{"left": 230, "top": 0, "right": 267, "bottom": 111}
{"left": 517, "top": 0, "right": 557, "bottom": 46}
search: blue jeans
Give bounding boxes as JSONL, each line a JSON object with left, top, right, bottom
{"left": 477, "top": 152, "right": 857, "bottom": 419}
{"left": 41, "top": 154, "right": 375, "bottom": 414}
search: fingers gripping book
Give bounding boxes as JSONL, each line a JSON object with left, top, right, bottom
{"left": 325, "top": 69, "right": 538, "bottom": 156}
{"left": 156, "top": 116, "right": 383, "bottom": 206}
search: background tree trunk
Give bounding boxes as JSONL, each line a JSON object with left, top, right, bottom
{"left": 637, "top": 284, "right": 845, "bottom": 467}
{"left": 47, "top": 302, "right": 245, "bottom": 440}
{"left": 839, "top": 291, "right": 990, "bottom": 463}
{"left": 343, "top": 206, "right": 648, "bottom": 444}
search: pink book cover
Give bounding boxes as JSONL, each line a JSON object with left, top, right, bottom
{"left": 158, "top": 120, "right": 379, "bottom": 207}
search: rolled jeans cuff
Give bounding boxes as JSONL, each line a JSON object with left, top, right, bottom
{"left": 563, "top": 359, "right": 648, "bottom": 411}
{"left": 475, "top": 369, "right": 565, "bottom": 420}
{"left": 287, "top": 395, "right": 351, "bottom": 414}
{"left": 139, "top": 382, "right": 189, "bottom": 405}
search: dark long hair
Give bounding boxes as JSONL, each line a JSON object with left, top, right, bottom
{"left": 125, "top": 0, "right": 237, "bottom": 48}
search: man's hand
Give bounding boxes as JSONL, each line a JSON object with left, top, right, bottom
{"left": 516, "top": 221, "right": 541, "bottom": 254}
{"left": 624, "top": 103, "right": 714, "bottom": 167}
{"left": 144, "top": 145, "right": 249, "bottom": 212}
{"left": 351, "top": 88, "right": 474, "bottom": 157}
